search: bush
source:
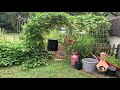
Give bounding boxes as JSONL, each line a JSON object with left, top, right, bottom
{"left": 21, "top": 51, "right": 52, "bottom": 70}
{"left": 0, "top": 41, "right": 52, "bottom": 69}
{"left": 0, "top": 41, "right": 24, "bottom": 66}
{"left": 77, "top": 35, "right": 96, "bottom": 58}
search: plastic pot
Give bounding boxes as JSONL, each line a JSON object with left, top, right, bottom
{"left": 107, "top": 66, "right": 116, "bottom": 77}
{"left": 82, "top": 58, "right": 99, "bottom": 72}
{"left": 75, "top": 61, "right": 82, "bottom": 70}
{"left": 47, "top": 39, "right": 58, "bottom": 51}
{"left": 116, "top": 70, "right": 120, "bottom": 78}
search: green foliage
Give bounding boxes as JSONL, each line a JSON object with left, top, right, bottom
{"left": 48, "top": 29, "right": 61, "bottom": 40}
{"left": 75, "top": 14, "right": 111, "bottom": 32}
{"left": 76, "top": 14, "right": 111, "bottom": 43}
{"left": 64, "top": 32, "right": 96, "bottom": 58}
{"left": 78, "top": 35, "right": 96, "bottom": 58}
{"left": 22, "top": 12, "right": 71, "bottom": 52}
{"left": 0, "top": 41, "right": 52, "bottom": 69}
{"left": 0, "top": 12, "right": 111, "bottom": 69}
{"left": 105, "top": 56, "right": 120, "bottom": 67}
{"left": 22, "top": 12, "right": 111, "bottom": 52}
{"left": 0, "top": 41, "right": 24, "bottom": 66}
{"left": 0, "top": 12, "right": 14, "bottom": 32}
{"left": 22, "top": 51, "right": 52, "bottom": 70}
{"left": 67, "top": 12, "right": 110, "bottom": 16}
{"left": 0, "top": 12, "right": 29, "bottom": 33}
{"left": 47, "top": 29, "right": 66, "bottom": 43}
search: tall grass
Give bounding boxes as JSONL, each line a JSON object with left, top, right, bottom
{"left": 0, "top": 33, "right": 21, "bottom": 43}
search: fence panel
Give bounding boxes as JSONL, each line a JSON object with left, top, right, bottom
{"left": 94, "top": 43, "right": 120, "bottom": 59}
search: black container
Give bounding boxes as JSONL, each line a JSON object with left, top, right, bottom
{"left": 75, "top": 61, "right": 82, "bottom": 70}
{"left": 107, "top": 66, "right": 116, "bottom": 76}
{"left": 47, "top": 39, "right": 58, "bottom": 51}
{"left": 116, "top": 70, "right": 120, "bottom": 78}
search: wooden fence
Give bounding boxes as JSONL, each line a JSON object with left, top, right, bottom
{"left": 94, "top": 43, "right": 120, "bottom": 59}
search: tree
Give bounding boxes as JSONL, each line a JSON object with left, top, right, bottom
{"left": 0, "top": 12, "right": 29, "bottom": 33}
{"left": 67, "top": 12, "right": 120, "bottom": 17}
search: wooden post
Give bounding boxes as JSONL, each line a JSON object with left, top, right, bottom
{"left": 115, "top": 44, "right": 120, "bottom": 59}
{"left": 104, "top": 43, "right": 107, "bottom": 53}
{"left": 111, "top": 44, "right": 115, "bottom": 56}
{"left": 108, "top": 43, "right": 111, "bottom": 55}
{"left": 100, "top": 43, "right": 102, "bottom": 53}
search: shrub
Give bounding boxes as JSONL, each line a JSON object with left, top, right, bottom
{"left": 22, "top": 51, "right": 52, "bottom": 70}
{"left": 77, "top": 35, "right": 96, "bottom": 58}
{"left": 0, "top": 41, "right": 52, "bottom": 69}
{"left": 0, "top": 41, "right": 24, "bottom": 66}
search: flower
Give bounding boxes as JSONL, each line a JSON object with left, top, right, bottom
{"left": 73, "top": 40, "right": 77, "bottom": 44}
{"left": 68, "top": 42, "right": 72, "bottom": 46}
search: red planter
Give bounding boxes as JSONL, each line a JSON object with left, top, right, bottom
{"left": 70, "top": 52, "right": 79, "bottom": 66}
{"left": 106, "top": 61, "right": 120, "bottom": 70}
{"left": 97, "top": 57, "right": 120, "bottom": 70}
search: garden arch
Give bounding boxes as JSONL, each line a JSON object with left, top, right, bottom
{"left": 22, "top": 12, "right": 75, "bottom": 52}
{"left": 22, "top": 12, "right": 111, "bottom": 55}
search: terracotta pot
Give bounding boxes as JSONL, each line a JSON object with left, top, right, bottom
{"left": 96, "top": 57, "right": 109, "bottom": 72}
{"left": 100, "top": 52, "right": 107, "bottom": 59}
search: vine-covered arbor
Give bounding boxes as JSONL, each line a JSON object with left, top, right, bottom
{"left": 22, "top": 12, "right": 111, "bottom": 54}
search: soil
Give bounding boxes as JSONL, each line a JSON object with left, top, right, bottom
{"left": 53, "top": 45, "right": 65, "bottom": 60}
{"left": 81, "top": 70, "right": 117, "bottom": 78}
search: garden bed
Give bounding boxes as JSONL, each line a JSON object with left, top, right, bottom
{"left": 97, "top": 57, "right": 120, "bottom": 70}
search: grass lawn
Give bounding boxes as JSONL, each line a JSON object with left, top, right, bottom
{"left": 0, "top": 59, "right": 100, "bottom": 78}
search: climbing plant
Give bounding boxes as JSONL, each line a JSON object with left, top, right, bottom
{"left": 22, "top": 12, "right": 111, "bottom": 54}
{"left": 22, "top": 12, "right": 74, "bottom": 52}
{"left": 64, "top": 14, "right": 111, "bottom": 57}
{"left": 19, "top": 12, "right": 112, "bottom": 68}
{"left": 75, "top": 14, "right": 111, "bottom": 43}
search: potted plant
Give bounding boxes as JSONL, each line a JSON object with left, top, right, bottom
{"left": 76, "top": 35, "right": 98, "bottom": 72}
